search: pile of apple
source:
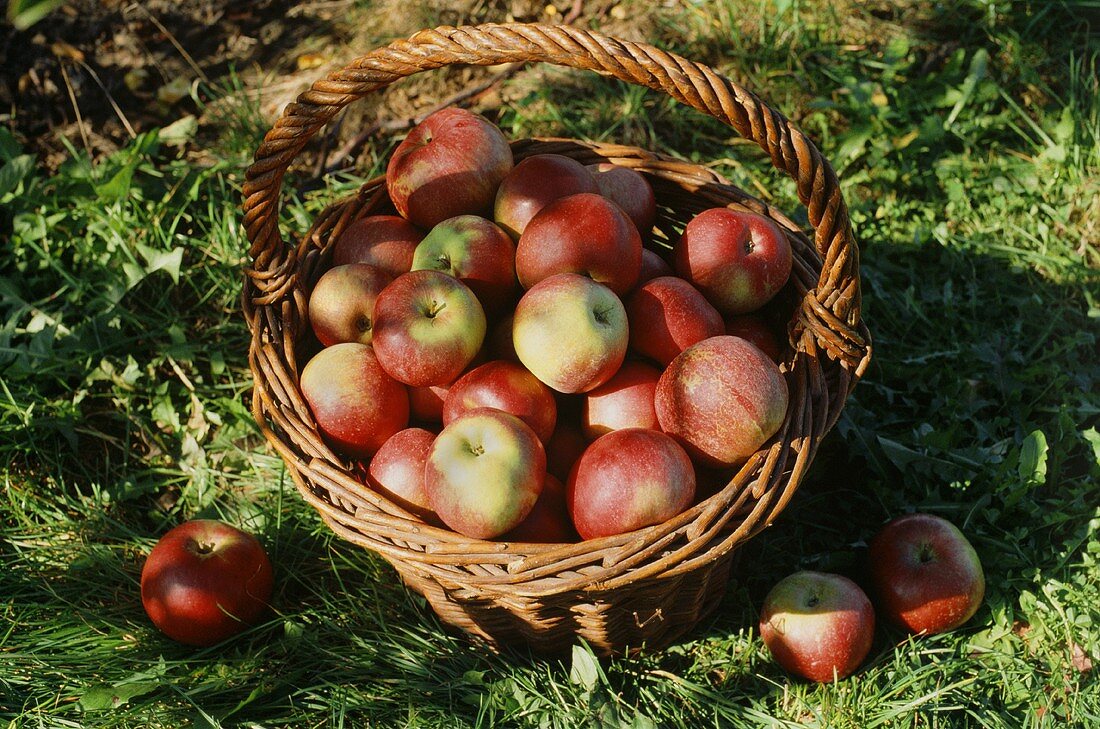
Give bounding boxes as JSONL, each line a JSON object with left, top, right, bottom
{"left": 300, "top": 106, "right": 795, "bottom": 543}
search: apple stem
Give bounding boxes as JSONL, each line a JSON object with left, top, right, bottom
{"left": 195, "top": 541, "right": 214, "bottom": 555}
{"left": 425, "top": 300, "right": 447, "bottom": 319}
{"left": 806, "top": 595, "right": 820, "bottom": 608}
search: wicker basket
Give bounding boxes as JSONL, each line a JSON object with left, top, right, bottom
{"left": 241, "top": 23, "right": 871, "bottom": 657}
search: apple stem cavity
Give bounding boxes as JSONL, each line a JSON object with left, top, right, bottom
{"left": 918, "top": 544, "right": 936, "bottom": 564}
{"left": 424, "top": 300, "right": 447, "bottom": 319}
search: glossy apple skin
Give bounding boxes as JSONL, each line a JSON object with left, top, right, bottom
{"left": 502, "top": 474, "right": 577, "bottom": 543}
{"left": 308, "top": 263, "right": 392, "bottom": 346}
{"left": 655, "top": 335, "right": 788, "bottom": 467}
{"left": 331, "top": 214, "right": 423, "bottom": 276}
{"left": 493, "top": 154, "right": 598, "bottom": 238}
{"left": 725, "top": 313, "right": 783, "bottom": 363}
{"left": 869, "top": 514, "right": 985, "bottom": 635}
{"left": 372, "top": 270, "right": 487, "bottom": 387}
{"left": 759, "top": 571, "right": 876, "bottom": 683}
{"left": 545, "top": 424, "right": 588, "bottom": 481}
{"left": 515, "top": 193, "right": 642, "bottom": 295}
{"left": 425, "top": 409, "right": 546, "bottom": 539}
{"left": 512, "top": 273, "right": 629, "bottom": 394}
{"left": 386, "top": 107, "right": 513, "bottom": 228}
{"left": 567, "top": 428, "right": 695, "bottom": 540}
{"left": 367, "top": 427, "right": 437, "bottom": 520}
{"left": 675, "top": 208, "right": 793, "bottom": 315}
{"left": 301, "top": 343, "right": 409, "bottom": 458}
{"left": 588, "top": 163, "right": 657, "bottom": 236}
{"left": 140, "top": 520, "right": 274, "bottom": 647}
{"left": 443, "top": 360, "right": 557, "bottom": 444}
{"left": 582, "top": 360, "right": 660, "bottom": 440}
{"left": 411, "top": 215, "right": 517, "bottom": 314}
{"left": 637, "top": 248, "right": 674, "bottom": 287}
{"left": 626, "top": 276, "right": 724, "bottom": 366}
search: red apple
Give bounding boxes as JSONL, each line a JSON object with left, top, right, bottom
{"left": 501, "top": 474, "right": 577, "bottom": 543}
{"left": 869, "top": 514, "right": 985, "bottom": 635}
{"left": 301, "top": 342, "right": 409, "bottom": 458}
{"left": 411, "top": 215, "right": 517, "bottom": 314}
{"left": 567, "top": 428, "right": 695, "bottom": 540}
{"left": 367, "top": 427, "right": 437, "bottom": 520}
{"left": 582, "top": 360, "right": 660, "bottom": 440}
{"left": 512, "top": 273, "right": 628, "bottom": 393}
{"left": 675, "top": 208, "right": 793, "bottom": 315}
{"left": 588, "top": 162, "right": 657, "bottom": 236}
{"left": 331, "top": 214, "right": 423, "bottom": 276}
{"left": 725, "top": 313, "right": 783, "bottom": 362}
{"left": 486, "top": 312, "right": 519, "bottom": 362}
{"left": 515, "top": 192, "right": 642, "bottom": 295}
{"left": 408, "top": 383, "right": 450, "bottom": 423}
{"left": 545, "top": 424, "right": 588, "bottom": 481}
{"left": 140, "top": 520, "right": 274, "bottom": 647}
{"left": 637, "top": 248, "right": 674, "bottom": 287}
{"left": 655, "top": 335, "right": 788, "bottom": 467}
{"left": 493, "top": 153, "right": 598, "bottom": 238}
{"left": 308, "top": 263, "right": 391, "bottom": 346}
{"left": 626, "top": 276, "right": 724, "bottom": 365}
{"left": 386, "top": 107, "right": 513, "bottom": 228}
{"left": 443, "top": 360, "right": 557, "bottom": 444}
{"left": 372, "top": 270, "right": 487, "bottom": 387}
{"left": 425, "top": 409, "right": 546, "bottom": 539}
{"left": 759, "top": 571, "right": 876, "bottom": 683}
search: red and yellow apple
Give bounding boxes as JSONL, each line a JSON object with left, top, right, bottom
{"left": 367, "top": 427, "right": 437, "bottom": 520}
{"left": 581, "top": 360, "right": 660, "bottom": 440}
{"left": 308, "top": 263, "right": 391, "bottom": 347}
{"left": 443, "top": 360, "right": 557, "bottom": 444}
{"left": 493, "top": 153, "right": 598, "bottom": 238}
{"left": 411, "top": 215, "right": 517, "bottom": 314}
{"left": 626, "top": 276, "right": 724, "bottom": 365}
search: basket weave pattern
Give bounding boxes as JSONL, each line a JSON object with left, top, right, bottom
{"left": 241, "top": 23, "right": 871, "bottom": 656}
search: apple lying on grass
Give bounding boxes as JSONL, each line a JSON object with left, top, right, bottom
{"left": 869, "top": 513, "right": 985, "bottom": 635}
{"left": 141, "top": 520, "right": 274, "bottom": 647}
{"left": 425, "top": 409, "right": 546, "bottom": 539}
{"left": 759, "top": 571, "right": 875, "bottom": 683}
{"left": 386, "top": 107, "right": 514, "bottom": 228}
{"left": 372, "top": 269, "right": 487, "bottom": 387}
{"left": 301, "top": 342, "right": 409, "bottom": 458}
{"left": 513, "top": 273, "right": 628, "bottom": 394}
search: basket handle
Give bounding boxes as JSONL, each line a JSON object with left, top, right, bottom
{"left": 243, "top": 23, "right": 868, "bottom": 370}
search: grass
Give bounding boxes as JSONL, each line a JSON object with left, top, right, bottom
{"left": 1, "top": 0, "right": 1098, "bottom": 725}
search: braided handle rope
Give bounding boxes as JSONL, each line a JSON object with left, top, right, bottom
{"left": 242, "top": 22, "right": 868, "bottom": 369}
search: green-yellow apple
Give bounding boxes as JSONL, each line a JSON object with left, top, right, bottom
{"left": 300, "top": 342, "right": 409, "bottom": 458}
{"left": 675, "top": 208, "right": 793, "bottom": 315}
{"left": 655, "top": 335, "right": 788, "bottom": 467}
{"left": 331, "top": 214, "right": 423, "bottom": 276}
{"left": 515, "top": 192, "right": 642, "bottom": 295}
{"left": 308, "top": 263, "right": 391, "bottom": 346}
{"left": 567, "top": 428, "right": 695, "bottom": 540}
{"left": 626, "top": 276, "right": 723, "bottom": 365}
{"left": 386, "top": 107, "right": 513, "bottom": 228}
{"left": 512, "top": 273, "right": 628, "bottom": 394}
{"left": 411, "top": 214, "right": 517, "bottom": 314}
{"left": 425, "top": 409, "right": 545, "bottom": 539}
{"left": 493, "top": 153, "right": 598, "bottom": 238}
{"left": 372, "top": 270, "right": 486, "bottom": 387}
{"left": 759, "top": 571, "right": 875, "bottom": 683}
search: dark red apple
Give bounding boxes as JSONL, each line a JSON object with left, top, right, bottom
{"left": 588, "top": 162, "right": 657, "bottom": 236}
{"left": 486, "top": 312, "right": 519, "bottom": 362}
{"left": 140, "top": 520, "right": 274, "bottom": 646}
{"left": 443, "top": 360, "right": 557, "bottom": 444}
{"left": 567, "top": 428, "right": 695, "bottom": 540}
{"left": 759, "top": 571, "right": 876, "bottom": 683}
{"left": 582, "top": 360, "right": 660, "bottom": 440}
{"left": 408, "top": 383, "right": 450, "bottom": 423}
{"left": 725, "top": 313, "right": 783, "bottom": 362}
{"left": 515, "top": 193, "right": 642, "bottom": 295}
{"left": 493, "top": 153, "right": 598, "bottom": 238}
{"left": 425, "top": 409, "right": 546, "bottom": 539}
{"left": 386, "top": 107, "right": 513, "bottom": 228}
{"left": 308, "top": 263, "right": 391, "bottom": 346}
{"left": 367, "top": 427, "right": 437, "bottom": 520}
{"left": 655, "top": 335, "right": 788, "bottom": 467}
{"left": 372, "top": 270, "right": 487, "bottom": 387}
{"left": 545, "top": 424, "right": 588, "bottom": 481}
{"left": 501, "top": 474, "right": 577, "bottom": 543}
{"left": 411, "top": 215, "right": 517, "bottom": 314}
{"left": 626, "top": 276, "right": 724, "bottom": 365}
{"left": 675, "top": 208, "right": 793, "bottom": 315}
{"left": 636, "top": 248, "right": 674, "bottom": 287}
{"left": 300, "top": 342, "right": 409, "bottom": 458}
{"left": 869, "top": 514, "right": 985, "bottom": 635}
{"left": 331, "top": 214, "right": 423, "bottom": 276}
